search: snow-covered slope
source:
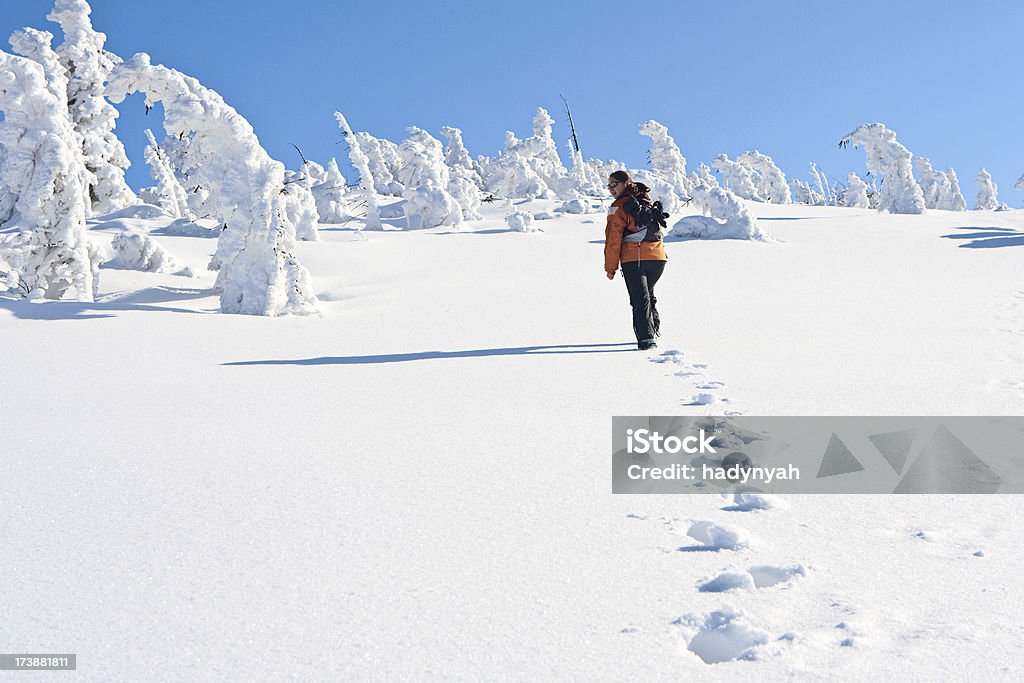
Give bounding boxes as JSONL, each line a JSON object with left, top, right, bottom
{"left": 2, "top": 199, "right": 1024, "bottom": 680}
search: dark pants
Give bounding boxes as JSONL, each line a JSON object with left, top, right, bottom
{"left": 621, "top": 260, "right": 665, "bottom": 343}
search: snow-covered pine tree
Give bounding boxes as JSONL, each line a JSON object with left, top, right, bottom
{"left": 483, "top": 130, "right": 553, "bottom": 200}
{"left": 335, "top": 111, "right": 383, "bottom": 231}
{"left": 0, "top": 50, "right": 97, "bottom": 300}
{"left": 108, "top": 53, "right": 318, "bottom": 315}
{"left": 639, "top": 120, "right": 693, "bottom": 208}
{"left": 311, "top": 158, "right": 348, "bottom": 223}
{"left": 712, "top": 154, "right": 762, "bottom": 201}
{"left": 47, "top": 0, "right": 135, "bottom": 214}
{"left": 142, "top": 128, "right": 191, "bottom": 219}
{"left": 438, "top": 126, "right": 484, "bottom": 220}
{"left": 352, "top": 131, "right": 404, "bottom": 196}
{"left": 737, "top": 151, "right": 791, "bottom": 204}
{"left": 283, "top": 168, "right": 320, "bottom": 241}
{"left": 843, "top": 173, "right": 871, "bottom": 208}
{"left": 440, "top": 126, "right": 482, "bottom": 187}
{"left": 941, "top": 167, "right": 966, "bottom": 211}
{"left": 398, "top": 126, "right": 462, "bottom": 228}
{"left": 520, "top": 107, "right": 568, "bottom": 194}
{"left": 839, "top": 123, "right": 926, "bottom": 214}
{"left": 974, "top": 168, "right": 999, "bottom": 210}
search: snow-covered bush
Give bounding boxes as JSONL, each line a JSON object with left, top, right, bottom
{"left": 108, "top": 53, "right": 318, "bottom": 315}
{"left": 0, "top": 50, "right": 97, "bottom": 300}
{"left": 669, "top": 184, "right": 766, "bottom": 241}
{"left": 47, "top": 0, "right": 135, "bottom": 215}
{"left": 712, "top": 154, "right": 762, "bottom": 201}
{"left": 843, "top": 173, "right": 871, "bottom": 208}
{"left": 737, "top": 151, "right": 790, "bottom": 204}
{"left": 335, "top": 111, "right": 382, "bottom": 231}
{"left": 505, "top": 209, "right": 538, "bottom": 232}
{"left": 839, "top": 123, "right": 926, "bottom": 214}
{"left": 559, "top": 197, "right": 590, "bottom": 214}
{"left": 142, "top": 128, "right": 191, "bottom": 219}
{"left": 974, "top": 168, "right": 999, "bottom": 210}
{"left": 352, "top": 131, "right": 404, "bottom": 196}
{"left": 108, "top": 230, "right": 180, "bottom": 273}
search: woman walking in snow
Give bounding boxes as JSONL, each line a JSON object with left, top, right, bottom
{"left": 604, "top": 170, "right": 668, "bottom": 350}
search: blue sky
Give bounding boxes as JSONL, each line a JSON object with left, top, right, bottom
{"left": 3, "top": 0, "right": 1022, "bottom": 204}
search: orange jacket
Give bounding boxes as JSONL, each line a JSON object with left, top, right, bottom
{"left": 604, "top": 194, "right": 668, "bottom": 273}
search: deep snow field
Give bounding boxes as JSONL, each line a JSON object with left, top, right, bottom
{"left": 3, "top": 197, "right": 1024, "bottom": 680}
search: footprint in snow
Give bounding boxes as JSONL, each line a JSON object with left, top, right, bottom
{"left": 651, "top": 349, "right": 732, "bottom": 408}
{"left": 679, "top": 520, "right": 754, "bottom": 552}
{"left": 697, "top": 564, "right": 807, "bottom": 593}
{"left": 673, "top": 608, "right": 770, "bottom": 664}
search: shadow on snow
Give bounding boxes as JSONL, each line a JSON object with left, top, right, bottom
{"left": 0, "top": 286, "right": 215, "bottom": 320}
{"left": 942, "top": 226, "right": 1024, "bottom": 249}
{"left": 224, "top": 342, "right": 637, "bottom": 366}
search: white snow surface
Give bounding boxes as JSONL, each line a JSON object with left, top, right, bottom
{"left": 3, "top": 198, "right": 1024, "bottom": 680}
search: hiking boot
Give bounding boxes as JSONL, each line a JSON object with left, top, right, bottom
{"left": 638, "top": 339, "right": 657, "bottom": 350}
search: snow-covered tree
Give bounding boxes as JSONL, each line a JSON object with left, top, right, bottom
{"left": 789, "top": 178, "right": 821, "bottom": 205}
{"left": 483, "top": 108, "right": 573, "bottom": 199}
{"left": 47, "top": 0, "right": 135, "bottom": 214}
{"left": 440, "top": 126, "right": 482, "bottom": 187}
{"left": 843, "top": 173, "right": 870, "bottom": 208}
{"left": 636, "top": 120, "right": 693, "bottom": 214}
{"left": 809, "top": 162, "right": 835, "bottom": 206}
{"left": 158, "top": 131, "right": 213, "bottom": 218}
{"left": 483, "top": 132, "right": 553, "bottom": 199}
{"left": 670, "top": 183, "right": 766, "bottom": 241}
{"left": 108, "top": 53, "right": 318, "bottom": 315}
{"left": 335, "top": 111, "right": 383, "bottom": 231}
{"left": 9, "top": 28, "right": 68, "bottom": 102}
{"left": 639, "top": 120, "right": 693, "bottom": 198}
{"left": 283, "top": 169, "right": 320, "bottom": 241}
{"left": 737, "top": 151, "right": 790, "bottom": 204}
{"left": 695, "top": 163, "right": 717, "bottom": 188}
{"left": 311, "top": 158, "right": 348, "bottom": 223}
{"left": 352, "top": 131, "right": 404, "bottom": 196}
{"left": 397, "top": 126, "right": 462, "bottom": 228}
{"left": 712, "top": 154, "right": 762, "bottom": 201}
{"left": 565, "top": 142, "right": 605, "bottom": 196}
{"left": 974, "top": 168, "right": 999, "bottom": 210}
{"left": 0, "top": 51, "right": 96, "bottom": 300}
{"left": 942, "top": 167, "right": 966, "bottom": 211}
{"left": 521, "top": 107, "right": 568, "bottom": 192}
{"left": 142, "top": 128, "right": 191, "bottom": 219}
{"left": 914, "top": 158, "right": 964, "bottom": 211}
{"left": 839, "top": 123, "right": 926, "bottom": 214}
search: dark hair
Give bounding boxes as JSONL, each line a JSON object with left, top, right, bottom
{"left": 609, "top": 170, "right": 650, "bottom": 199}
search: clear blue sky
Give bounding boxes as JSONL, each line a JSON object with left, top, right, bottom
{"left": 3, "top": 0, "right": 1022, "bottom": 204}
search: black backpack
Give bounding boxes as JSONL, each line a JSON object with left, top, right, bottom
{"left": 622, "top": 196, "right": 669, "bottom": 242}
